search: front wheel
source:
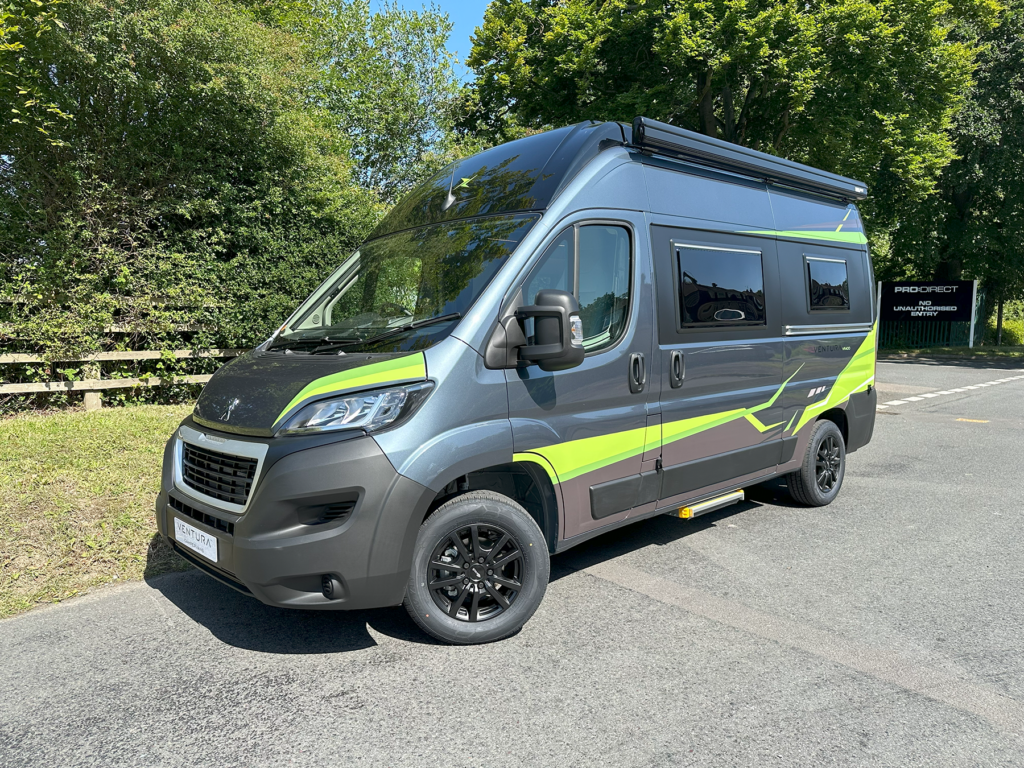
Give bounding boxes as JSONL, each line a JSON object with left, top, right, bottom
{"left": 403, "top": 491, "right": 550, "bottom": 644}
{"left": 787, "top": 419, "right": 846, "bottom": 506}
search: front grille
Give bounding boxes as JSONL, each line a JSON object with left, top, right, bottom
{"left": 181, "top": 442, "right": 257, "bottom": 505}
{"left": 168, "top": 495, "right": 235, "bottom": 535}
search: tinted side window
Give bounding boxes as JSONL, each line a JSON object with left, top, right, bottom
{"left": 578, "top": 225, "right": 631, "bottom": 352}
{"left": 522, "top": 228, "right": 574, "bottom": 345}
{"left": 523, "top": 228, "right": 574, "bottom": 304}
{"left": 807, "top": 257, "right": 850, "bottom": 311}
{"left": 677, "top": 245, "right": 765, "bottom": 326}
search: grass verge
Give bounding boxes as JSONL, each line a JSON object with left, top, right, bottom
{"left": 0, "top": 405, "right": 192, "bottom": 618}
{"left": 880, "top": 346, "right": 1024, "bottom": 359}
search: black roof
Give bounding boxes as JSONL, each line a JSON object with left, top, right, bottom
{"left": 370, "top": 121, "right": 625, "bottom": 239}
{"left": 370, "top": 116, "right": 867, "bottom": 240}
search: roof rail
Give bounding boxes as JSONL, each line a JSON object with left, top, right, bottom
{"left": 631, "top": 117, "right": 868, "bottom": 201}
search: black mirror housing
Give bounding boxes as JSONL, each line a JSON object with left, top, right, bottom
{"left": 483, "top": 289, "right": 585, "bottom": 371}
{"left": 517, "top": 289, "right": 585, "bottom": 372}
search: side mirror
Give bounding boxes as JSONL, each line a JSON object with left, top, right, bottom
{"left": 517, "top": 289, "right": 585, "bottom": 371}
{"left": 484, "top": 289, "right": 585, "bottom": 371}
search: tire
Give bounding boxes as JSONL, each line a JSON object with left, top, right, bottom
{"left": 788, "top": 419, "right": 846, "bottom": 507}
{"left": 403, "top": 490, "right": 550, "bottom": 645}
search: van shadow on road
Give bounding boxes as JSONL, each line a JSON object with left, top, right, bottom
{"left": 145, "top": 536, "right": 430, "bottom": 655}
{"left": 146, "top": 478, "right": 793, "bottom": 654}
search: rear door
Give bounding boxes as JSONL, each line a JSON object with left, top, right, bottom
{"left": 506, "top": 211, "right": 658, "bottom": 541}
{"left": 650, "top": 226, "right": 786, "bottom": 509}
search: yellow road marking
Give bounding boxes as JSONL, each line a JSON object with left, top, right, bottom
{"left": 956, "top": 418, "right": 989, "bottom": 423}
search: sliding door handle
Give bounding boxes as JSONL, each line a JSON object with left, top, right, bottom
{"left": 629, "top": 353, "right": 646, "bottom": 394}
{"left": 670, "top": 350, "right": 685, "bottom": 388}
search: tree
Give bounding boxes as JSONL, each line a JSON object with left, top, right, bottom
{"left": 465, "top": 0, "right": 999, "bottom": 238}
{"left": 0, "top": 0, "right": 382, "bottom": 357}
{"left": 886, "top": 0, "right": 1024, "bottom": 341}
{"left": 1, "top": 0, "right": 73, "bottom": 142}
{"left": 1, "top": 0, "right": 472, "bottom": 365}
{"left": 276, "top": 0, "right": 469, "bottom": 202}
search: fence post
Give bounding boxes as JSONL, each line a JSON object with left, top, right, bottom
{"left": 82, "top": 362, "right": 102, "bottom": 411}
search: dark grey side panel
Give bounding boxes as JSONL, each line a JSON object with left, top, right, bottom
{"left": 590, "top": 474, "right": 643, "bottom": 520}
{"left": 660, "top": 441, "right": 782, "bottom": 499}
{"left": 845, "top": 387, "right": 877, "bottom": 454}
{"left": 780, "top": 435, "right": 799, "bottom": 464}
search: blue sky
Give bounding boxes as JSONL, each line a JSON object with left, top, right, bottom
{"left": 372, "top": 0, "right": 490, "bottom": 82}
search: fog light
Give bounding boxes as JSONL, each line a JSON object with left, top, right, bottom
{"left": 321, "top": 574, "right": 343, "bottom": 600}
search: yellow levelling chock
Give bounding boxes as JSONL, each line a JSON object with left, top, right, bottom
{"left": 677, "top": 489, "right": 745, "bottom": 519}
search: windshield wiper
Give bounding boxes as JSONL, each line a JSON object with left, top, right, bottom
{"left": 309, "top": 313, "right": 461, "bottom": 354}
{"left": 269, "top": 335, "right": 364, "bottom": 352}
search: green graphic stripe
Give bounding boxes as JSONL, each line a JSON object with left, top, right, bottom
{"left": 520, "top": 323, "right": 876, "bottom": 487}
{"left": 525, "top": 426, "right": 650, "bottom": 484}
{"left": 527, "top": 367, "right": 804, "bottom": 485}
{"left": 274, "top": 353, "right": 427, "bottom": 426}
{"left": 512, "top": 452, "right": 559, "bottom": 482}
{"left": 791, "top": 325, "right": 876, "bottom": 435}
{"left": 742, "top": 230, "right": 869, "bottom": 245}
{"left": 745, "top": 413, "right": 785, "bottom": 433}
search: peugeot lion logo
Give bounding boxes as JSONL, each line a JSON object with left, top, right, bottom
{"left": 219, "top": 398, "right": 240, "bottom": 422}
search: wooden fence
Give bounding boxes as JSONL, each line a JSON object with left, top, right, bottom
{"left": 0, "top": 349, "right": 243, "bottom": 410}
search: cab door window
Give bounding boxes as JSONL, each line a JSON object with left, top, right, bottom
{"left": 522, "top": 223, "right": 632, "bottom": 353}
{"left": 578, "top": 225, "right": 631, "bottom": 352}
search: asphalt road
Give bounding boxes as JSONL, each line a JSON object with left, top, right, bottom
{"left": 3, "top": 359, "right": 1024, "bottom": 767}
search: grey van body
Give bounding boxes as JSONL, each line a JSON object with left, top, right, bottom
{"left": 156, "top": 118, "right": 877, "bottom": 622}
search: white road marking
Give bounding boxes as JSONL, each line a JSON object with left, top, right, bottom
{"left": 875, "top": 369, "right": 1024, "bottom": 412}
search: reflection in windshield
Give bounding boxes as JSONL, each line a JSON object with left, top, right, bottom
{"left": 271, "top": 214, "right": 538, "bottom": 354}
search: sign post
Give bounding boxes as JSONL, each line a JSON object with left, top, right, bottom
{"left": 968, "top": 280, "right": 979, "bottom": 348}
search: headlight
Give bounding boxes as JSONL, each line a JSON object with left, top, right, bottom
{"left": 278, "top": 382, "right": 433, "bottom": 435}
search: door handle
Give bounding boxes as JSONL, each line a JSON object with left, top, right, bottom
{"left": 629, "top": 353, "right": 646, "bottom": 394}
{"left": 670, "top": 350, "right": 685, "bottom": 388}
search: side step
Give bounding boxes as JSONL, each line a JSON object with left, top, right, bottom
{"left": 669, "top": 490, "right": 744, "bottom": 520}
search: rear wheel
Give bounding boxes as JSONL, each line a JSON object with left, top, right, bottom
{"left": 403, "top": 491, "right": 549, "bottom": 644}
{"left": 788, "top": 419, "right": 846, "bottom": 506}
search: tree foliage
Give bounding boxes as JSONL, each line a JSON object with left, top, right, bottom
{"left": 0, "top": 0, "right": 463, "bottom": 363}
{"left": 465, "top": 0, "right": 999, "bottom": 235}
{"left": 1, "top": 0, "right": 74, "bottom": 142}
{"left": 277, "top": 0, "right": 467, "bottom": 201}
{"left": 885, "top": 0, "right": 1024, "bottom": 313}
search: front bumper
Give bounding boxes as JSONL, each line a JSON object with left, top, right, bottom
{"left": 156, "top": 422, "right": 433, "bottom": 610}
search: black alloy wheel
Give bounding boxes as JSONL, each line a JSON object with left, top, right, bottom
{"left": 404, "top": 490, "right": 550, "bottom": 644}
{"left": 788, "top": 418, "right": 846, "bottom": 507}
{"left": 816, "top": 434, "right": 842, "bottom": 492}
{"left": 428, "top": 523, "right": 522, "bottom": 623}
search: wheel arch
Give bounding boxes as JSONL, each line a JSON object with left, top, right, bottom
{"left": 817, "top": 406, "right": 849, "bottom": 446}
{"left": 424, "top": 460, "right": 562, "bottom": 554}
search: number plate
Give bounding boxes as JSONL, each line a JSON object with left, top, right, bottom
{"left": 174, "top": 517, "right": 219, "bottom": 563}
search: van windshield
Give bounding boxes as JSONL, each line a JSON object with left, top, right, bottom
{"left": 270, "top": 214, "right": 538, "bottom": 354}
